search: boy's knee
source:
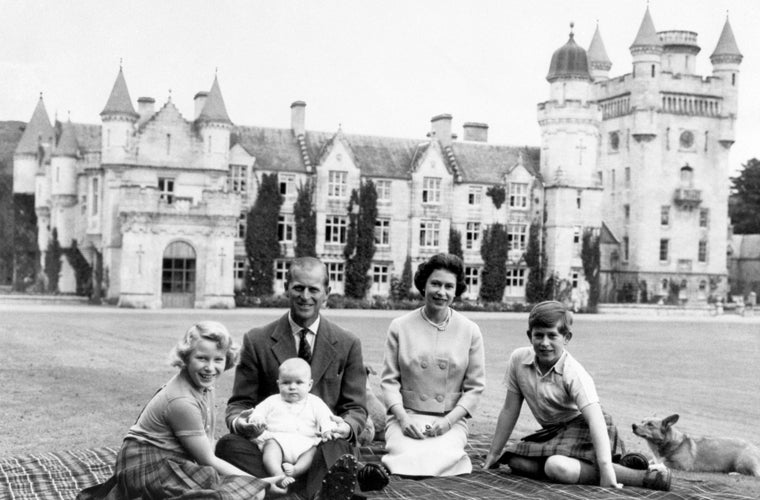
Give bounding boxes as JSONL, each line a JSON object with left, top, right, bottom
{"left": 544, "top": 455, "right": 581, "bottom": 484}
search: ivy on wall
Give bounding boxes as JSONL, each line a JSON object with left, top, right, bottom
{"left": 245, "top": 173, "right": 283, "bottom": 296}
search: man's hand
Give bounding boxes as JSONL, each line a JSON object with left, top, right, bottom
{"left": 233, "top": 409, "right": 266, "bottom": 437}
{"left": 321, "top": 414, "right": 351, "bottom": 441}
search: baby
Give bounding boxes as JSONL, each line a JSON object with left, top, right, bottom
{"left": 247, "top": 357, "right": 338, "bottom": 487}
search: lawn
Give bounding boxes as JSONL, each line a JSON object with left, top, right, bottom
{"left": 2, "top": 305, "right": 759, "bottom": 496}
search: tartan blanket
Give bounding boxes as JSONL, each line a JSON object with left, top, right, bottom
{"left": 1, "top": 438, "right": 754, "bottom": 500}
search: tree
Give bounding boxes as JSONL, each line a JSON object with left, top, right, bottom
{"left": 391, "top": 254, "right": 413, "bottom": 300}
{"left": 486, "top": 185, "right": 506, "bottom": 210}
{"left": 448, "top": 227, "right": 463, "bottom": 260}
{"left": 63, "top": 239, "right": 93, "bottom": 296}
{"left": 480, "top": 223, "right": 509, "bottom": 302}
{"left": 245, "top": 173, "right": 283, "bottom": 296}
{"left": 12, "top": 193, "right": 38, "bottom": 291}
{"left": 525, "top": 218, "right": 545, "bottom": 303}
{"left": 294, "top": 180, "right": 316, "bottom": 257}
{"left": 344, "top": 180, "right": 378, "bottom": 299}
{"left": 729, "top": 158, "right": 760, "bottom": 234}
{"left": 44, "top": 228, "right": 62, "bottom": 293}
{"left": 581, "top": 227, "right": 601, "bottom": 312}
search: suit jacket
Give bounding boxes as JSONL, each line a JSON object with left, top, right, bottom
{"left": 226, "top": 313, "right": 368, "bottom": 441}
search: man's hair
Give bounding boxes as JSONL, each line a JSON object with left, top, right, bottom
{"left": 527, "top": 300, "right": 573, "bottom": 336}
{"left": 285, "top": 256, "right": 329, "bottom": 289}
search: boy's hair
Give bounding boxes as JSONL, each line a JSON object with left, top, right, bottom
{"left": 528, "top": 300, "right": 573, "bottom": 335}
{"left": 169, "top": 321, "right": 240, "bottom": 371}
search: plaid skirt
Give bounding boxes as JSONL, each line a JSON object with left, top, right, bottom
{"left": 499, "top": 413, "right": 625, "bottom": 466}
{"left": 76, "top": 438, "right": 269, "bottom": 500}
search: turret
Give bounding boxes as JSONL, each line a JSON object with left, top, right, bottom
{"left": 50, "top": 119, "right": 79, "bottom": 247}
{"left": 195, "top": 75, "right": 232, "bottom": 171}
{"left": 13, "top": 94, "right": 55, "bottom": 194}
{"left": 659, "top": 30, "right": 700, "bottom": 75}
{"left": 711, "top": 16, "right": 742, "bottom": 119}
{"left": 629, "top": 7, "right": 662, "bottom": 80}
{"left": 587, "top": 23, "right": 612, "bottom": 82}
{"left": 100, "top": 66, "right": 138, "bottom": 165}
{"left": 546, "top": 24, "right": 592, "bottom": 103}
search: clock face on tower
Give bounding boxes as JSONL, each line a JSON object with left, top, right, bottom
{"left": 679, "top": 130, "right": 695, "bottom": 149}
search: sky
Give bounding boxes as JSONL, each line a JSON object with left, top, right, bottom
{"left": 2, "top": 0, "right": 758, "bottom": 174}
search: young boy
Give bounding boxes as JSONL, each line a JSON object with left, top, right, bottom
{"left": 483, "top": 301, "right": 671, "bottom": 491}
{"left": 247, "top": 357, "right": 338, "bottom": 488}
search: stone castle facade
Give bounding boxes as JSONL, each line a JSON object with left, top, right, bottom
{"left": 12, "top": 7, "right": 740, "bottom": 308}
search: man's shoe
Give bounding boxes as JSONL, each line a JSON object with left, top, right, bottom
{"left": 619, "top": 452, "right": 649, "bottom": 470}
{"left": 356, "top": 462, "right": 390, "bottom": 492}
{"left": 642, "top": 467, "right": 672, "bottom": 491}
{"left": 314, "top": 454, "right": 358, "bottom": 500}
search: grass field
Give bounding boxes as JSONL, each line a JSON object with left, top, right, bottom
{"left": 2, "top": 305, "right": 759, "bottom": 495}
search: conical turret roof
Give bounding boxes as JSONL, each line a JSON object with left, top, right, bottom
{"left": 16, "top": 95, "right": 55, "bottom": 155}
{"left": 53, "top": 120, "right": 79, "bottom": 157}
{"left": 196, "top": 75, "right": 232, "bottom": 124}
{"left": 711, "top": 17, "right": 742, "bottom": 60}
{"left": 547, "top": 29, "right": 591, "bottom": 82}
{"left": 588, "top": 24, "right": 612, "bottom": 68}
{"left": 630, "top": 7, "right": 662, "bottom": 51}
{"left": 100, "top": 67, "right": 138, "bottom": 118}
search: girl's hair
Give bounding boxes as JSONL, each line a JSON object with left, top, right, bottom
{"left": 413, "top": 253, "right": 467, "bottom": 297}
{"left": 169, "top": 321, "right": 240, "bottom": 371}
{"left": 528, "top": 300, "right": 573, "bottom": 335}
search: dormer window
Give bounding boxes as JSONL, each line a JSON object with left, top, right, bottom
{"left": 327, "top": 171, "right": 347, "bottom": 199}
{"left": 422, "top": 177, "right": 441, "bottom": 204}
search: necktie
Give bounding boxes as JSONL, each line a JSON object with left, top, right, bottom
{"left": 298, "top": 329, "right": 312, "bottom": 363}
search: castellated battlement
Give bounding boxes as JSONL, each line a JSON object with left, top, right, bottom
{"left": 594, "top": 71, "right": 725, "bottom": 103}
{"left": 117, "top": 185, "right": 240, "bottom": 217}
{"left": 537, "top": 99, "right": 602, "bottom": 123}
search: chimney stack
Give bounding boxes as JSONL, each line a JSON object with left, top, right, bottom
{"left": 194, "top": 91, "right": 208, "bottom": 120}
{"left": 463, "top": 122, "right": 488, "bottom": 142}
{"left": 137, "top": 97, "right": 155, "bottom": 124}
{"left": 430, "top": 113, "right": 453, "bottom": 146}
{"left": 291, "top": 101, "right": 306, "bottom": 136}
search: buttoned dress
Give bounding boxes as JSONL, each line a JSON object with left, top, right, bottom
{"left": 381, "top": 308, "right": 485, "bottom": 476}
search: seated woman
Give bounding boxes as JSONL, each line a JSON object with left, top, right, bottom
{"left": 77, "top": 321, "right": 284, "bottom": 500}
{"left": 381, "top": 253, "right": 486, "bottom": 476}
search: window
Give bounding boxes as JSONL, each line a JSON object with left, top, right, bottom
{"left": 699, "top": 208, "right": 709, "bottom": 228}
{"left": 228, "top": 165, "right": 247, "bottom": 195}
{"left": 661, "top": 205, "right": 670, "bottom": 226}
{"left": 80, "top": 195, "right": 87, "bottom": 215}
{"left": 328, "top": 171, "right": 347, "bottom": 198}
{"left": 465, "top": 222, "right": 481, "bottom": 250}
{"left": 609, "top": 131, "right": 620, "bottom": 151}
{"left": 207, "top": 135, "right": 212, "bottom": 153}
{"left": 572, "top": 226, "right": 581, "bottom": 256}
{"left": 233, "top": 260, "right": 246, "bottom": 280}
{"left": 275, "top": 260, "right": 288, "bottom": 281}
{"left": 698, "top": 240, "right": 707, "bottom": 263}
{"left": 509, "top": 183, "right": 528, "bottom": 209}
{"left": 465, "top": 266, "right": 480, "bottom": 289}
{"left": 374, "top": 218, "right": 390, "bottom": 246}
{"left": 623, "top": 236, "right": 629, "bottom": 261}
{"left": 166, "top": 134, "right": 171, "bottom": 155}
{"left": 422, "top": 177, "right": 441, "bottom": 204}
{"left": 611, "top": 169, "right": 616, "bottom": 189}
{"left": 419, "top": 220, "right": 440, "bottom": 248}
{"left": 680, "top": 166, "right": 694, "bottom": 185}
{"left": 571, "top": 270, "right": 580, "bottom": 288}
{"left": 375, "top": 180, "right": 392, "bottom": 202}
{"left": 91, "top": 177, "right": 99, "bottom": 216}
{"left": 237, "top": 212, "right": 247, "bottom": 239}
{"left": 158, "top": 177, "right": 174, "bottom": 204}
{"left": 278, "top": 214, "right": 294, "bottom": 243}
{"left": 372, "top": 265, "right": 389, "bottom": 284}
{"left": 659, "top": 239, "right": 669, "bottom": 261}
{"left": 505, "top": 268, "right": 526, "bottom": 295}
{"left": 576, "top": 190, "right": 582, "bottom": 210}
{"left": 624, "top": 167, "right": 631, "bottom": 187}
{"left": 508, "top": 224, "right": 528, "bottom": 251}
{"left": 279, "top": 173, "right": 296, "bottom": 196}
{"left": 325, "top": 215, "right": 347, "bottom": 244}
{"left": 468, "top": 186, "right": 483, "bottom": 205}
{"left": 624, "top": 204, "right": 630, "bottom": 223}
{"left": 327, "top": 262, "right": 344, "bottom": 284}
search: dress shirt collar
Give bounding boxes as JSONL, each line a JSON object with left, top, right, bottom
{"left": 287, "top": 313, "right": 320, "bottom": 337}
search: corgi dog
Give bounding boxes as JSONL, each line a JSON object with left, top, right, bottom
{"left": 632, "top": 414, "right": 760, "bottom": 476}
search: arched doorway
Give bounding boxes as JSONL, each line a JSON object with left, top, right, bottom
{"left": 162, "top": 241, "right": 196, "bottom": 308}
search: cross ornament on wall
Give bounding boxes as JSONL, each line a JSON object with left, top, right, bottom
{"left": 136, "top": 244, "right": 145, "bottom": 275}
{"left": 219, "top": 247, "right": 226, "bottom": 277}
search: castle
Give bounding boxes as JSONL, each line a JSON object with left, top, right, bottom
{"left": 11, "top": 7, "right": 740, "bottom": 308}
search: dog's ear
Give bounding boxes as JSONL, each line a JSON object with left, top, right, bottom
{"left": 662, "top": 414, "right": 679, "bottom": 429}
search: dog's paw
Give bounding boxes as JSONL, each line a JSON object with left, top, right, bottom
{"left": 649, "top": 463, "right": 668, "bottom": 473}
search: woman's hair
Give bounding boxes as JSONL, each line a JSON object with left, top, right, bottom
{"left": 169, "top": 321, "right": 240, "bottom": 371}
{"left": 527, "top": 300, "right": 573, "bottom": 335}
{"left": 413, "top": 253, "right": 467, "bottom": 297}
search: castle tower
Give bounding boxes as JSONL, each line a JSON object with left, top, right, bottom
{"left": 629, "top": 7, "right": 662, "bottom": 138}
{"left": 195, "top": 75, "right": 232, "bottom": 171}
{"left": 538, "top": 25, "right": 603, "bottom": 282}
{"left": 50, "top": 119, "right": 79, "bottom": 247}
{"left": 711, "top": 16, "right": 742, "bottom": 146}
{"left": 13, "top": 95, "right": 55, "bottom": 194}
{"left": 587, "top": 23, "right": 612, "bottom": 82}
{"left": 100, "top": 66, "right": 138, "bottom": 165}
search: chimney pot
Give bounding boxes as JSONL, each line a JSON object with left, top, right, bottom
{"left": 194, "top": 91, "right": 208, "bottom": 120}
{"left": 137, "top": 97, "right": 155, "bottom": 123}
{"left": 430, "top": 113, "right": 453, "bottom": 146}
{"left": 463, "top": 122, "right": 489, "bottom": 142}
{"left": 291, "top": 101, "right": 306, "bottom": 136}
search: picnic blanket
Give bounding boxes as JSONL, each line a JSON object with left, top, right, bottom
{"left": 1, "top": 437, "right": 754, "bottom": 500}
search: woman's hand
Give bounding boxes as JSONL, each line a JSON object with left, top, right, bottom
{"left": 399, "top": 415, "right": 426, "bottom": 439}
{"left": 598, "top": 463, "right": 621, "bottom": 488}
{"left": 482, "top": 453, "right": 500, "bottom": 469}
{"left": 424, "top": 416, "right": 452, "bottom": 437}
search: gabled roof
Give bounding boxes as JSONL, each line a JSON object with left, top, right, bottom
{"left": 71, "top": 123, "right": 102, "bottom": 153}
{"left": 16, "top": 96, "right": 55, "bottom": 155}
{"left": 588, "top": 24, "right": 612, "bottom": 69}
{"left": 100, "top": 67, "right": 138, "bottom": 118}
{"left": 232, "top": 126, "right": 308, "bottom": 173}
{"left": 450, "top": 142, "right": 539, "bottom": 184}
{"left": 196, "top": 76, "right": 232, "bottom": 125}
{"left": 630, "top": 7, "right": 662, "bottom": 50}
{"left": 711, "top": 17, "right": 742, "bottom": 60}
{"left": 600, "top": 222, "right": 619, "bottom": 245}
{"left": 53, "top": 120, "right": 79, "bottom": 158}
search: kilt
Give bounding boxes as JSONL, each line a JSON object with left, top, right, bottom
{"left": 76, "top": 438, "right": 269, "bottom": 500}
{"left": 498, "top": 413, "right": 625, "bottom": 466}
